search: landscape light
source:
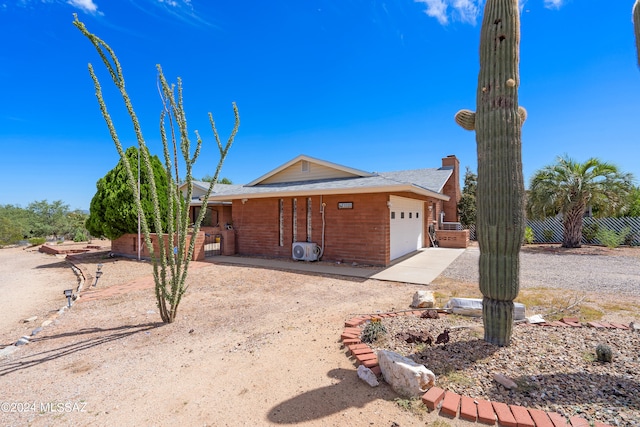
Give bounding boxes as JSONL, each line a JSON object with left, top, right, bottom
{"left": 93, "top": 269, "right": 103, "bottom": 287}
{"left": 63, "top": 289, "right": 73, "bottom": 308}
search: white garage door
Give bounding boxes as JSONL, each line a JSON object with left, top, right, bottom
{"left": 389, "top": 196, "right": 424, "bottom": 260}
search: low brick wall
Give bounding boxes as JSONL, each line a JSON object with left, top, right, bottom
{"left": 435, "top": 229, "right": 469, "bottom": 248}
{"left": 112, "top": 232, "right": 206, "bottom": 261}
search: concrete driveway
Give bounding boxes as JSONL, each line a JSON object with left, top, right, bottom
{"left": 370, "top": 247, "right": 466, "bottom": 284}
{"left": 212, "top": 247, "right": 466, "bottom": 285}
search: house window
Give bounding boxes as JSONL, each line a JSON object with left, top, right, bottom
{"left": 401, "top": 212, "right": 405, "bottom": 219}
{"left": 391, "top": 212, "right": 395, "bottom": 219}
{"left": 416, "top": 212, "right": 420, "bottom": 219}
{"left": 409, "top": 212, "right": 412, "bottom": 219}
{"left": 301, "top": 160, "right": 309, "bottom": 172}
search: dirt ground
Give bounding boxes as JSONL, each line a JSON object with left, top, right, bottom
{"left": 0, "top": 246, "right": 79, "bottom": 348}
{"left": 0, "top": 243, "right": 479, "bottom": 427}
{"left": 0, "top": 243, "right": 638, "bottom": 427}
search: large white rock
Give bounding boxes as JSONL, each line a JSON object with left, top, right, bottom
{"left": 445, "top": 297, "right": 526, "bottom": 320}
{"left": 377, "top": 350, "right": 436, "bottom": 397}
{"left": 411, "top": 290, "right": 435, "bottom": 308}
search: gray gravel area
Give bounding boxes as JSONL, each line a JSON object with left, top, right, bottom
{"left": 441, "top": 247, "right": 640, "bottom": 296}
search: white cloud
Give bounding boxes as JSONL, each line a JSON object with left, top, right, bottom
{"left": 452, "top": 0, "right": 480, "bottom": 24}
{"left": 415, "top": 0, "right": 482, "bottom": 26}
{"left": 67, "top": 0, "right": 99, "bottom": 14}
{"left": 157, "top": 0, "right": 194, "bottom": 8}
{"left": 149, "top": 0, "right": 214, "bottom": 29}
{"left": 543, "top": 0, "right": 563, "bottom": 9}
{"left": 415, "top": 0, "right": 449, "bottom": 25}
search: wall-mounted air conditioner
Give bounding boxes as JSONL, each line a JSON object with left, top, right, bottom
{"left": 292, "top": 242, "right": 320, "bottom": 261}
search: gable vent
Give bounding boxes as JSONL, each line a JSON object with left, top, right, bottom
{"left": 301, "top": 160, "right": 309, "bottom": 172}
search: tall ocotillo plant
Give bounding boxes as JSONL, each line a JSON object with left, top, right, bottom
{"left": 74, "top": 16, "right": 240, "bottom": 323}
{"left": 634, "top": 0, "right": 640, "bottom": 67}
{"left": 454, "top": 0, "right": 526, "bottom": 346}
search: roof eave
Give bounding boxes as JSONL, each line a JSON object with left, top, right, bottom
{"left": 202, "top": 184, "right": 449, "bottom": 203}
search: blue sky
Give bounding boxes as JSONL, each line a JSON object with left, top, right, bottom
{"left": 1, "top": 0, "right": 639, "bottom": 211}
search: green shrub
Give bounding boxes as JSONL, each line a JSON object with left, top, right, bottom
{"left": 524, "top": 227, "right": 534, "bottom": 244}
{"left": 361, "top": 318, "right": 387, "bottom": 343}
{"left": 596, "top": 227, "right": 630, "bottom": 248}
{"left": 29, "top": 237, "right": 46, "bottom": 246}
{"left": 73, "top": 230, "right": 88, "bottom": 242}
{"left": 582, "top": 222, "right": 599, "bottom": 244}
{"left": 543, "top": 229, "right": 554, "bottom": 242}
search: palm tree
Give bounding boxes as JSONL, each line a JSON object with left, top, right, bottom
{"left": 527, "top": 156, "right": 634, "bottom": 248}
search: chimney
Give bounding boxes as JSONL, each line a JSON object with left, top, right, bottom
{"left": 441, "top": 155, "right": 461, "bottom": 222}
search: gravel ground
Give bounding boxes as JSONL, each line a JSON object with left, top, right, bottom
{"left": 373, "top": 244, "right": 640, "bottom": 427}
{"left": 372, "top": 315, "right": 640, "bottom": 427}
{"left": 441, "top": 246, "right": 640, "bottom": 296}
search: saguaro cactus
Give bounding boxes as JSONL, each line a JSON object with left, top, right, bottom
{"left": 634, "top": 0, "right": 640, "bottom": 67}
{"left": 454, "top": 0, "right": 525, "bottom": 346}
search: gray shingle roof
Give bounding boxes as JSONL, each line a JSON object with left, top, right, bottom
{"left": 190, "top": 166, "right": 453, "bottom": 200}
{"left": 378, "top": 167, "right": 453, "bottom": 193}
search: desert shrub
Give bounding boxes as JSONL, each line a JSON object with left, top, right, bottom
{"left": 596, "top": 227, "right": 630, "bottom": 248}
{"left": 543, "top": 229, "right": 554, "bottom": 242}
{"left": 73, "top": 231, "right": 88, "bottom": 242}
{"left": 361, "top": 318, "right": 387, "bottom": 343}
{"left": 524, "top": 227, "right": 534, "bottom": 244}
{"left": 29, "top": 237, "right": 46, "bottom": 246}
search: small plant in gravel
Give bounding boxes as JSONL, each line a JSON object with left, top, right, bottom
{"left": 578, "top": 305, "right": 604, "bottom": 322}
{"left": 596, "top": 344, "right": 613, "bottom": 363}
{"left": 582, "top": 351, "right": 596, "bottom": 363}
{"left": 545, "top": 293, "right": 588, "bottom": 321}
{"left": 393, "top": 397, "right": 425, "bottom": 414}
{"left": 524, "top": 227, "right": 535, "bottom": 244}
{"left": 441, "top": 371, "right": 476, "bottom": 388}
{"left": 361, "top": 318, "right": 387, "bottom": 343}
